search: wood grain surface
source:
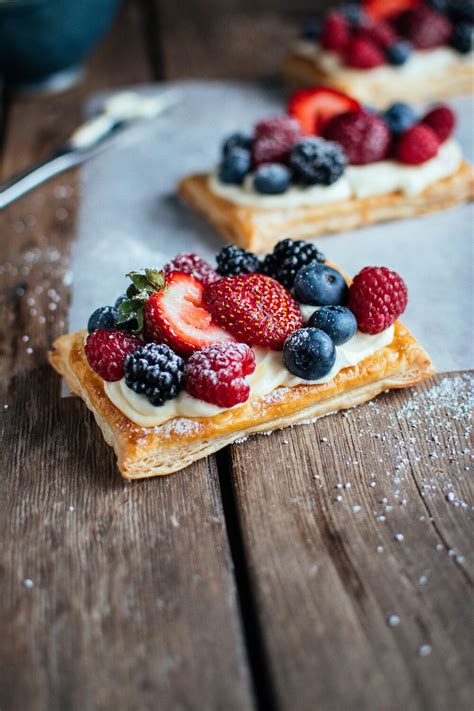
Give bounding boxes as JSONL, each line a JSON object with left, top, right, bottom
{"left": 1, "top": 2, "right": 472, "bottom": 710}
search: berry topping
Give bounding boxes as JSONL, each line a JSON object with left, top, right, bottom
{"left": 421, "top": 104, "right": 456, "bottom": 142}
{"left": 85, "top": 329, "right": 143, "bottom": 382}
{"left": 115, "top": 294, "right": 139, "bottom": 332}
{"left": 252, "top": 115, "right": 302, "bottom": 167}
{"left": 321, "top": 11, "right": 351, "bottom": 51}
{"left": 124, "top": 343, "right": 184, "bottom": 406}
{"left": 294, "top": 263, "right": 349, "bottom": 306}
{"left": 323, "top": 110, "right": 391, "bottom": 165}
{"left": 384, "top": 102, "right": 417, "bottom": 135}
{"left": 396, "top": 124, "right": 440, "bottom": 164}
{"left": 288, "top": 87, "right": 361, "bottom": 136}
{"left": 363, "top": 0, "right": 421, "bottom": 21}
{"left": 164, "top": 252, "right": 219, "bottom": 286}
{"left": 349, "top": 266, "right": 408, "bottom": 334}
{"left": 262, "top": 239, "right": 326, "bottom": 290}
{"left": 216, "top": 245, "right": 262, "bottom": 277}
{"left": 397, "top": 7, "right": 452, "bottom": 49}
{"left": 144, "top": 271, "right": 235, "bottom": 356}
{"left": 448, "top": 0, "right": 474, "bottom": 23}
{"left": 222, "top": 132, "right": 252, "bottom": 156}
{"left": 345, "top": 35, "right": 386, "bottom": 68}
{"left": 88, "top": 305, "right": 121, "bottom": 333}
{"left": 253, "top": 163, "right": 292, "bottom": 194}
{"left": 289, "top": 137, "right": 347, "bottom": 186}
{"left": 386, "top": 39, "right": 413, "bottom": 64}
{"left": 184, "top": 343, "right": 256, "bottom": 408}
{"left": 309, "top": 305, "right": 357, "bottom": 345}
{"left": 203, "top": 274, "right": 303, "bottom": 350}
{"left": 450, "top": 21, "right": 474, "bottom": 53}
{"left": 283, "top": 328, "right": 336, "bottom": 381}
{"left": 218, "top": 147, "right": 251, "bottom": 185}
{"left": 341, "top": 4, "right": 368, "bottom": 26}
{"left": 359, "top": 20, "right": 397, "bottom": 48}
{"left": 301, "top": 18, "right": 323, "bottom": 40}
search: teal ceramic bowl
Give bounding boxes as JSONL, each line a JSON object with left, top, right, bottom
{"left": 0, "top": 0, "right": 121, "bottom": 90}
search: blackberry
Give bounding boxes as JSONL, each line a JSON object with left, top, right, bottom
{"left": 124, "top": 343, "right": 184, "bottom": 407}
{"left": 216, "top": 244, "right": 262, "bottom": 277}
{"left": 262, "top": 239, "right": 325, "bottom": 290}
{"left": 448, "top": 0, "right": 474, "bottom": 23}
{"left": 290, "top": 138, "right": 347, "bottom": 186}
{"left": 222, "top": 132, "right": 253, "bottom": 157}
{"left": 450, "top": 21, "right": 473, "bottom": 52}
{"left": 426, "top": 0, "right": 449, "bottom": 13}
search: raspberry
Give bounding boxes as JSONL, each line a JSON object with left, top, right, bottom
{"left": 184, "top": 343, "right": 256, "bottom": 408}
{"left": 321, "top": 11, "right": 351, "bottom": 51}
{"left": 421, "top": 105, "right": 456, "bottom": 143}
{"left": 252, "top": 115, "right": 301, "bottom": 167}
{"left": 204, "top": 274, "right": 303, "bottom": 350}
{"left": 85, "top": 329, "right": 143, "bottom": 382}
{"left": 349, "top": 266, "right": 408, "bottom": 334}
{"left": 396, "top": 124, "right": 440, "bottom": 164}
{"left": 323, "top": 110, "right": 391, "bottom": 165}
{"left": 359, "top": 20, "right": 397, "bottom": 48}
{"left": 345, "top": 36, "right": 385, "bottom": 67}
{"left": 124, "top": 343, "right": 184, "bottom": 406}
{"left": 164, "top": 253, "right": 219, "bottom": 286}
{"left": 397, "top": 7, "right": 452, "bottom": 48}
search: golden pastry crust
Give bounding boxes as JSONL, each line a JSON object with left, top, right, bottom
{"left": 49, "top": 322, "right": 434, "bottom": 479}
{"left": 178, "top": 164, "right": 474, "bottom": 253}
{"left": 282, "top": 52, "right": 474, "bottom": 108}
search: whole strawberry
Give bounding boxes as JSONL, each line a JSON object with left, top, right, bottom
{"left": 349, "top": 266, "right": 408, "bottom": 334}
{"left": 396, "top": 124, "right": 440, "bottom": 164}
{"left": 163, "top": 252, "right": 219, "bottom": 286}
{"left": 185, "top": 343, "right": 256, "bottom": 408}
{"left": 85, "top": 329, "right": 142, "bottom": 381}
{"left": 204, "top": 274, "right": 303, "bottom": 350}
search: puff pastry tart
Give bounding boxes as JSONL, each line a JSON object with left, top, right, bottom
{"left": 49, "top": 247, "right": 434, "bottom": 479}
{"left": 179, "top": 88, "right": 473, "bottom": 254}
{"left": 282, "top": 1, "right": 474, "bottom": 107}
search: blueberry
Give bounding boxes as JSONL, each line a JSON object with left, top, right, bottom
{"left": 293, "top": 263, "right": 349, "bottom": 306}
{"left": 309, "top": 305, "right": 357, "bottom": 346}
{"left": 340, "top": 3, "right": 367, "bottom": 26}
{"left": 386, "top": 41, "right": 412, "bottom": 66}
{"left": 384, "top": 102, "right": 417, "bottom": 135}
{"left": 448, "top": 0, "right": 474, "bottom": 23}
{"left": 114, "top": 294, "right": 139, "bottom": 332}
{"left": 253, "top": 163, "right": 291, "bottom": 195}
{"left": 450, "top": 22, "right": 473, "bottom": 53}
{"left": 222, "top": 132, "right": 253, "bottom": 157}
{"left": 426, "top": 0, "right": 449, "bottom": 13}
{"left": 283, "top": 328, "right": 336, "bottom": 380}
{"left": 219, "top": 147, "right": 252, "bottom": 185}
{"left": 87, "top": 306, "right": 120, "bottom": 333}
{"left": 301, "top": 18, "right": 323, "bottom": 40}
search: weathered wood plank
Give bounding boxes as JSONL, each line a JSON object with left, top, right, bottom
{"left": 0, "top": 3, "right": 254, "bottom": 709}
{"left": 227, "top": 373, "right": 473, "bottom": 711}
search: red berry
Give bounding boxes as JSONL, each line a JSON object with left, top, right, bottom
{"left": 345, "top": 36, "right": 385, "bottom": 68}
{"left": 163, "top": 252, "right": 219, "bottom": 286}
{"left": 288, "top": 87, "right": 361, "bottom": 136}
{"left": 396, "top": 7, "right": 452, "bottom": 49}
{"left": 321, "top": 11, "right": 351, "bottom": 51}
{"left": 85, "top": 329, "right": 142, "bottom": 382}
{"left": 184, "top": 343, "right": 256, "bottom": 408}
{"left": 421, "top": 105, "right": 456, "bottom": 143}
{"left": 349, "top": 266, "right": 408, "bottom": 334}
{"left": 363, "top": 0, "right": 420, "bottom": 21}
{"left": 323, "top": 110, "right": 391, "bottom": 165}
{"left": 396, "top": 124, "right": 440, "bottom": 164}
{"left": 144, "top": 271, "right": 235, "bottom": 357}
{"left": 252, "top": 115, "right": 302, "bottom": 167}
{"left": 203, "top": 274, "right": 303, "bottom": 350}
{"left": 358, "top": 20, "right": 397, "bottom": 49}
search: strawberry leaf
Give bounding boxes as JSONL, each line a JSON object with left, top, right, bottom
{"left": 118, "top": 268, "right": 165, "bottom": 335}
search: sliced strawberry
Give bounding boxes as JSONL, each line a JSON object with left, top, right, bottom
{"left": 363, "top": 0, "right": 420, "bottom": 21}
{"left": 144, "top": 271, "right": 234, "bottom": 356}
{"left": 288, "top": 87, "right": 361, "bottom": 136}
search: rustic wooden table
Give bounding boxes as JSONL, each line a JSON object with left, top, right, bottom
{"left": 1, "top": 2, "right": 472, "bottom": 710}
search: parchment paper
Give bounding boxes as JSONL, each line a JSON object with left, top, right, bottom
{"left": 70, "top": 81, "right": 473, "bottom": 372}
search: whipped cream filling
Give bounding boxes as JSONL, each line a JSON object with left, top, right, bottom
{"left": 104, "top": 325, "right": 394, "bottom": 428}
{"left": 208, "top": 140, "right": 462, "bottom": 207}
{"left": 293, "top": 40, "right": 473, "bottom": 82}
